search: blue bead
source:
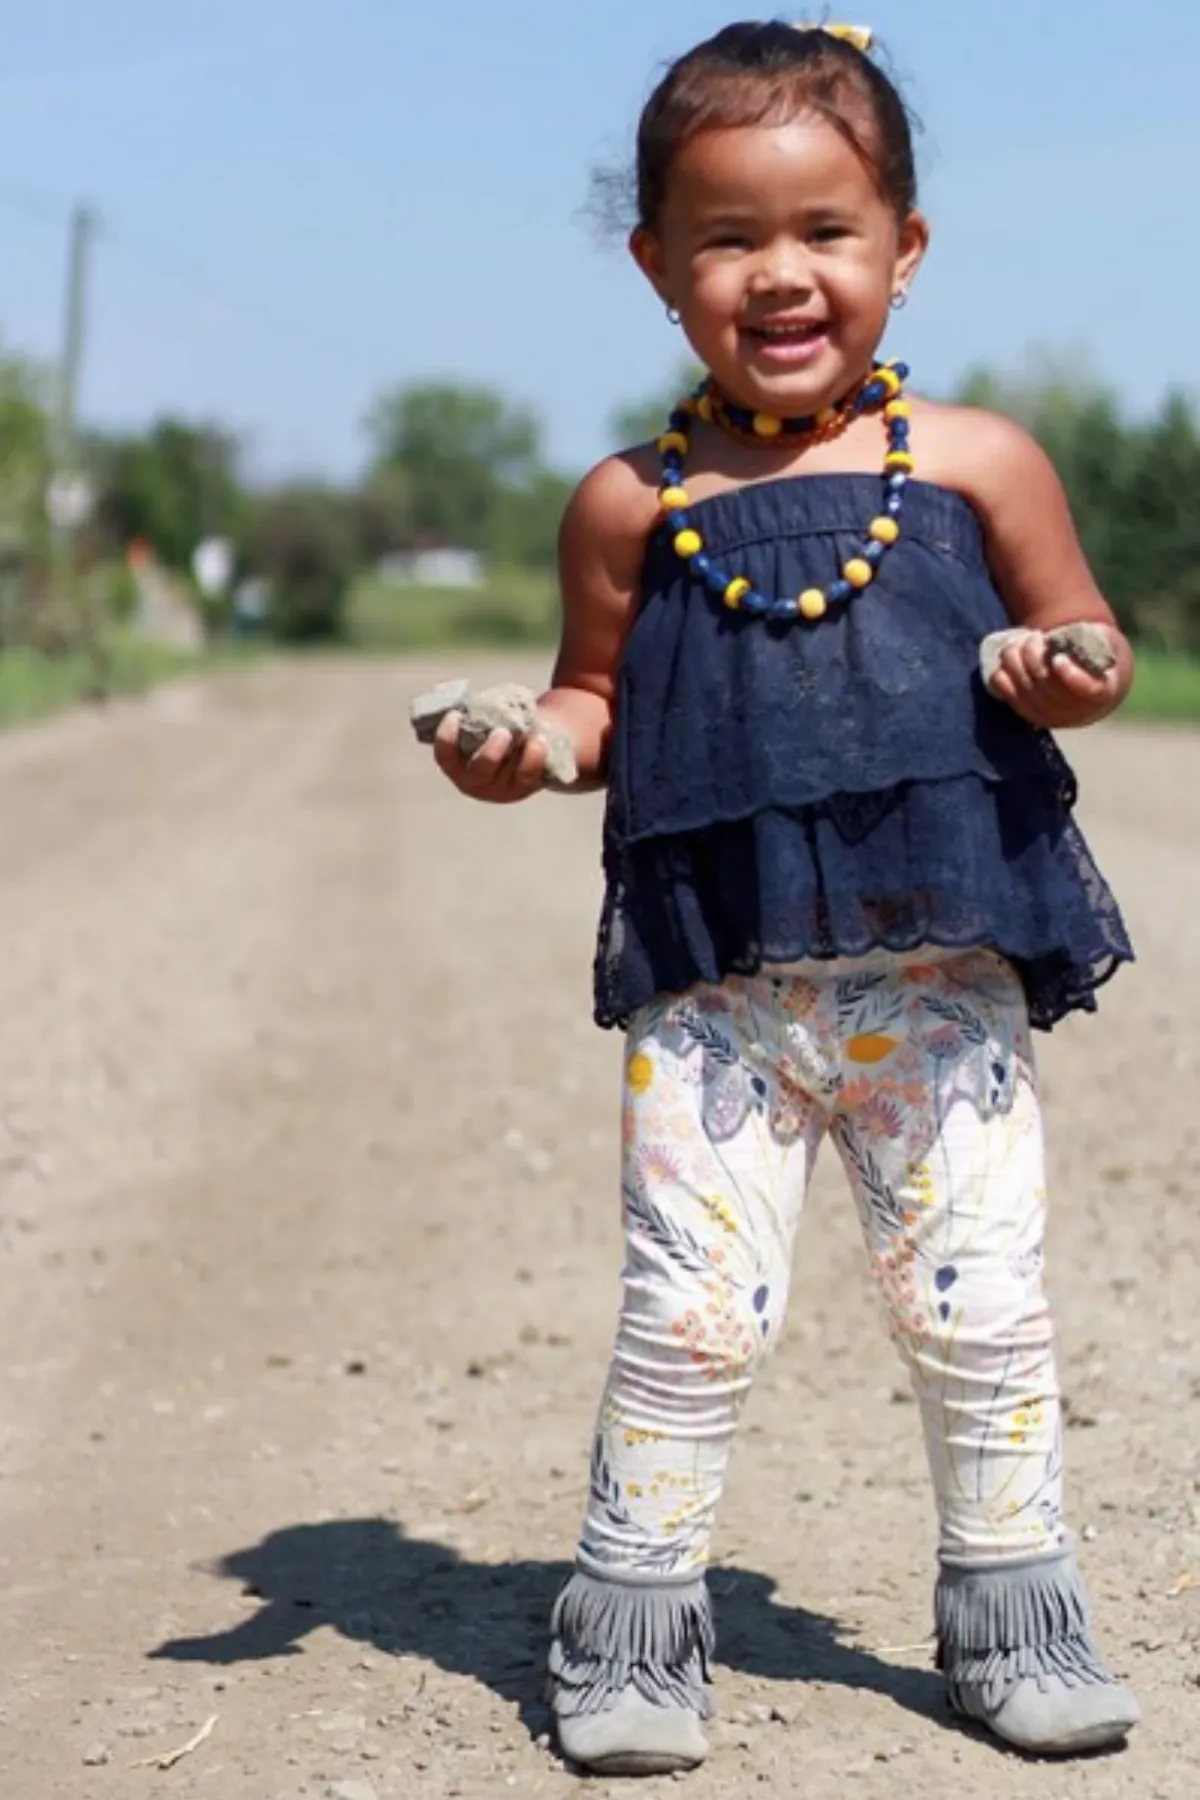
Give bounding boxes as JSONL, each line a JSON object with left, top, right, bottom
{"left": 743, "top": 590, "right": 770, "bottom": 616}
{"left": 887, "top": 494, "right": 904, "bottom": 515}
{"left": 888, "top": 472, "right": 909, "bottom": 492}
{"left": 692, "top": 552, "right": 712, "bottom": 575}
{"left": 771, "top": 598, "right": 798, "bottom": 621}
{"left": 827, "top": 579, "right": 853, "bottom": 605}
{"left": 667, "top": 511, "right": 689, "bottom": 530}
{"left": 669, "top": 410, "right": 690, "bottom": 431}
{"left": 864, "top": 540, "right": 886, "bottom": 565}
{"left": 705, "top": 566, "right": 728, "bottom": 594}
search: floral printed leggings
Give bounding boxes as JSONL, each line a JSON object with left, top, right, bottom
{"left": 578, "top": 950, "right": 1067, "bottom": 1578}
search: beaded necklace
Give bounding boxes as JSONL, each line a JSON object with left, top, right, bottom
{"left": 658, "top": 360, "right": 912, "bottom": 622}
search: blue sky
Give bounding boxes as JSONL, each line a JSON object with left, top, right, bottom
{"left": 0, "top": 0, "right": 1193, "bottom": 481}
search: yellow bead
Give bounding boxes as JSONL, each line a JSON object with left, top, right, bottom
{"left": 723, "top": 577, "right": 751, "bottom": 610}
{"left": 884, "top": 451, "right": 915, "bottom": 473}
{"left": 659, "top": 486, "right": 690, "bottom": 511}
{"left": 816, "top": 407, "right": 839, "bottom": 430}
{"left": 799, "top": 588, "right": 828, "bottom": 620}
{"left": 658, "top": 431, "right": 689, "bottom": 455}
{"left": 752, "top": 412, "right": 783, "bottom": 438}
{"left": 875, "top": 367, "right": 903, "bottom": 397}
{"left": 884, "top": 399, "right": 911, "bottom": 422}
{"left": 674, "top": 529, "right": 704, "bottom": 559}
{"left": 869, "top": 516, "right": 900, "bottom": 544}
{"left": 844, "top": 558, "right": 874, "bottom": 589}
{"left": 696, "top": 393, "right": 714, "bottom": 422}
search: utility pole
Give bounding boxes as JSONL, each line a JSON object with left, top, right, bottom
{"left": 56, "top": 203, "right": 93, "bottom": 468}
{"left": 48, "top": 203, "right": 104, "bottom": 694}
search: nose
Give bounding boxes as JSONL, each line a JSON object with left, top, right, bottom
{"left": 749, "top": 239, "right": 813, "bottom": 298}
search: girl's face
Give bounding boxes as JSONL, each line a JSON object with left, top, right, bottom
{"left": 632, "top": 115, "right": 928, "bottom": 417}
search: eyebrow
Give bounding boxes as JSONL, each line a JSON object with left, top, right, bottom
{"left": 689, "top": 202, "right": 862, "bottom": 227}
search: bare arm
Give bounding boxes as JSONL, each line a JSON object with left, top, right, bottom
{"left": 433, "top": 453, "right": 658, "bottom": 801}
{"left": 948, "top": 409, "right": 1133, "bottom": 729}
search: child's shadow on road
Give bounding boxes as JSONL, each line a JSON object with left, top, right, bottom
{"left": 148, "top": 1515, "right": 945, "bottom": 1737}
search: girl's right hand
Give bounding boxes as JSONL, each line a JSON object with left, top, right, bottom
{"left": 432, "top": 712, "right": 549, "bottom": 804}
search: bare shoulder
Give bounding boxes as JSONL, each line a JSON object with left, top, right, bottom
{"left": 910, "top": 398, "right": 1061, "bottom": 523}
{"left": 561, "top": 447, "right": 661, "bottom": 559}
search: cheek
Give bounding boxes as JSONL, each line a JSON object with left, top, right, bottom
{"left": 823, "top": 256, "right": 891, "bottom": 321}
{"left": 686, "top": 265, "right": 745, "bottom": 321}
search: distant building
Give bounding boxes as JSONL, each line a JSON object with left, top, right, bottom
{"left": 377, "top": 547, "right": 484, "bottom": 589}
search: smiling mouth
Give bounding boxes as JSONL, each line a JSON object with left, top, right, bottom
{"left": 742, "top": 320, "right": 830, "bottom": 363}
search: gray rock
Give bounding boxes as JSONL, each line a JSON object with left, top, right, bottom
{"left": 409, "top": 679, "right": 471, "bottom": 744}
{"left": 326, "top": 1781, "right": 379, "bottom": 1800}
{"left": 456, "top": 683, "right": 538, "bottom": 755}
{"left": 408, "top": 678, "right": 578, "bottom": 787}
{"left": 81, "top": 1744, "right": 111, "bottom": 1766}
{"left": 980, "top": 622, "right": 1117, "bottom": 689}
{"left": 1047, "top": 621, "right": 1118, "bottom": 677}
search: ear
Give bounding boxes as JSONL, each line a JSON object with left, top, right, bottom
{"left": 893, "top": 209, "right": 930, "bottom": 297}
{"left": 629, "top": 226, "right": 672, "bottom": 305}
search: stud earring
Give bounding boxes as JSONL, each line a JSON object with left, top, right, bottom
{"left": 890, "top": 290, "right": 909, "bottom": 311}
{"left": 666, "top": 305, "right": 682, "bottom": 325}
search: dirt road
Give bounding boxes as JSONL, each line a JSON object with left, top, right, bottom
{"left": 0, "top": 656, "right": 1196, "bottom": 1800}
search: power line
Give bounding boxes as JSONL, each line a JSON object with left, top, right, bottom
{"left": 0, "top": 178, "right": 385, "bottom": 383}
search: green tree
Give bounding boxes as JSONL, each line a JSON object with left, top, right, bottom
{"left": 364, "top": 382, "right": 540, "bottom": 553}
{"left": 0, "top": 342, "right": 52, "bottom": 560}
{"left": 490, "top": 471, "right": 576, "bottom": 570}
{"left": 955, "top": 353, "right": 1200, "bottom": 652}
{"left": 90, "top": 417, "right": 244, "bottom": 570}
{"left": 240, "top": 483, "right": 358, "bottom": 642}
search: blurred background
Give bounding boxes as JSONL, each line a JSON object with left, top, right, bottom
{"left": 0, "top": 0, "right": 1197, "bottom": 721}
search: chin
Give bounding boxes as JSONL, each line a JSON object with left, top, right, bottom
{"left": 723, "top": 362, "right": 846, "bottom": 416}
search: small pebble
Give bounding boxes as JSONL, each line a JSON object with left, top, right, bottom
{"left": 81, "top": 1745, "right": 111, "bottom": 1767}
{"left": 327, "top": 1781, "right": 379, "bottom": 1800}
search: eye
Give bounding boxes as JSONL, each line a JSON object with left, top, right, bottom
{"left": 703, "top": 231, "right": 753, "bottom": 251}
{"left": 811, "top": 223, "right": 851, "bottom": 244}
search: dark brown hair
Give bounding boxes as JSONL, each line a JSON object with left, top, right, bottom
{"left": 634, "top": 21, "right": 919, "bottom": 231}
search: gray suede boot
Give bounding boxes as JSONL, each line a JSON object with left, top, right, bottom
{"left": 548, "top": 1566, "right": 713, "bottom": 1776}
{"left": 936, "top": 1550, "right": 1140, "bottom": 1756}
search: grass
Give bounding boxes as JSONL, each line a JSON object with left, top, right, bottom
{"left": 7, "top": 579, "right": 1200, "bottom": 733}
{"left": 346, "top": 571, "right": 1200, "bottom": 726}
{"left": 0, "top": 634, "right": 244, "bottom": 730}
{"left": 344, "top": 568, "right": 558, "bottom": 653}
{"left": 1123, "top": 648, "right": 1200, "bottom": 723}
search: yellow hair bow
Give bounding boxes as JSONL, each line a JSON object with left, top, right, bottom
{"left": 795, "top": 22, "right": 874, "bottom": 53}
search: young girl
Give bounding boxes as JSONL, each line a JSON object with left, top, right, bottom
{"left": 430, "top": 20, "right": 1139, "bottom": 1778}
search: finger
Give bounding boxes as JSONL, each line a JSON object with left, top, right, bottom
{"left": 432, "top": 711, "right": 467, "bottom": 774}
{"left": 467, "top": 728, "right": 515, "bottom": 774}
{"left": 483, "top": 733, "right": 549, "bottom": 802}
{"left": 1046, "top": 656, "right": 1114, "bottom": 701}
{"left": 989, "top": 667, "right": 1019, "bottom": 707}
{"left": 1016, "top": 631, "right": 1050, "bottom": 687}
{"left": 998, "top": 642, "right": 1040, "bottom": 699}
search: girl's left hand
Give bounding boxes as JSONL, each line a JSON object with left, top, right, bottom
{"left": 987, "top": 631, "right": 1121, "bottom": 730}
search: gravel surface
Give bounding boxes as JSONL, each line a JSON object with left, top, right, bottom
{"left": 0, "top": 655, "right": 1196, "bottom": 1799}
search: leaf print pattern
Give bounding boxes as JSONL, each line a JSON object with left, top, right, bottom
{"left": 623, "top": 1180, "right": 722, "bottom": 1281}
{"left": 577, "top": 948, "right": 1067, "bottom": 1581}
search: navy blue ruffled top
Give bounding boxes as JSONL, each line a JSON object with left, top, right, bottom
{"left": 595, "top": 473, "right": 1133, "bottom": 1032}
